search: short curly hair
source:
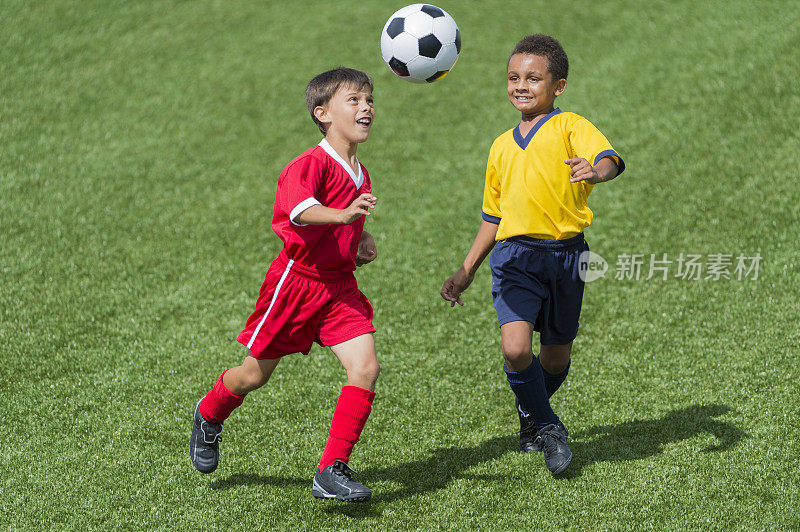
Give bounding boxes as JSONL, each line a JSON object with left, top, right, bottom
{"left": 305, "top": 67, "right": 373, "bottom": 135}
{"left": 509, "top": 34, "right": 569, "bottom": 81}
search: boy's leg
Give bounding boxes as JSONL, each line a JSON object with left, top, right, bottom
{"left": 223, "top": 354, "right": 282, "bottom": 396}
{"left": 190, "top": 353, "right": 280, "bottom": 473}
{"left": 518, "top": 343, "right": 571, "bottom": 426}
{"left": 502, "top": 321, "right": 558, "bottom": 426}
{"left": 516, "top": 342, "right": 572, "bottom": 428}
{"left": 538, "top": 343, "right": 571, "bottom": 397}
{"left": 313, "top": 333, "right": 378, "bottom": 502}
{"left": 502, "top": 321, "right": 571, "bottom": 475}
{"left": 200, "top": 354, "right": 280, "bottom": 421}
{"left": 319, "top": 333, "right": 379, "bottom": 468}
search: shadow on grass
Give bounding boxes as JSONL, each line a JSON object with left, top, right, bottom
{"left": 209, "top": 404, "right": 744, "bottom": 514}
{"left": 209, "top": 436, "right": 515, "bottom": 517}
{"left": 358, "top": 436, "right": 513, "bottom": 504}
{"left": 563, "top": 403, "right": 746, "bottom": 478}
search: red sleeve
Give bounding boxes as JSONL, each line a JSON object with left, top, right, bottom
{"left": 361, "top": 166, "right": 372, "bottom": 194}
{"left": 276, "top": 152, "right": 325, "bottom": 225}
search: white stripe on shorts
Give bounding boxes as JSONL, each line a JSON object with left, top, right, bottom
{"left": 246, "top": 259, "right": 294, "bottom": 350}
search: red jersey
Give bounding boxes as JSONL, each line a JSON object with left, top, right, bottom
{"left": 272, "top": 139, "right": 372, "bottom": 277}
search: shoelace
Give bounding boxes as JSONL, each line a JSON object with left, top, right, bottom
{"left": 533, "top": 424, "right": 568, "bottom": 453}
{"left": 332, "top": 462, "right": 355, "bottom": 480}
{"left": 518, "top": 420, "right": 537, "bottom": 437}
{"left": 201, "top": 420, "right": 223, "bottom": 444}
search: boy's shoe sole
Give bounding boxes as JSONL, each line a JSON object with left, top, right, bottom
{"left": 311, "top": 479, "right": 371, "bottom": 502}
{"left": 312, "top": 460, "right": 371, "bottom": 502}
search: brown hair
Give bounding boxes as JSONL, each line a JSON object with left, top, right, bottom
{"left": 305, "top": 67, "right": 374, "bottom": 134}
{"left": 509, "top": 34, "right": 569, "bottom": 81}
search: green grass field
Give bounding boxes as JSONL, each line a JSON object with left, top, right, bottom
{"left": 2, "top": 0, "right": 799, "bottom": 529}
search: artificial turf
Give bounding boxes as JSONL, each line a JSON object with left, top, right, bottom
{"left": 1, "top": 0, "right": 798, "bottom": 529}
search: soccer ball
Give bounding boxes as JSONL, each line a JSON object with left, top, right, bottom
{"left": 380, "top": 4, "right": 461, "bottom": 83}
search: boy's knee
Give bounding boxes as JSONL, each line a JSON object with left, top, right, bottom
{"left": 502, "top": 346, "right": 533, "bottom": 370}
{"left": 502, "top": 337, "right": 532, "bottom": 361}
{"left": 368, "top": 362, "right": 381, "bottom": 383}
{"left": 347, "top": 360, "right": 380, "bottom": 387}
{"left": 540, "top": 356, "right": 570, "bottom": 375}
{"left": 355, "top": 360, "right": 381, "bottom": 380}
{"left": 539, "top": 344, "right": 572, "bottom": 374}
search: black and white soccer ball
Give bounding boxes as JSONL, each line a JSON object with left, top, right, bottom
{"left": 380, "top": 4, "right": 461, "bottom": 83}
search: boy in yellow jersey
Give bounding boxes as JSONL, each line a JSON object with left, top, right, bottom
{"left": 440, "top": 34, "right": 624, "bottom": 476}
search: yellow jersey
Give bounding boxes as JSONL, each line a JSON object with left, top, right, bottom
{"left": 482, "top": 108, "right": 625, "bottom": 240}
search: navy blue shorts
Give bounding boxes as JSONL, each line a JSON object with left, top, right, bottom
{"left": 489, "top": 234, "right": 588, "bottom": 345}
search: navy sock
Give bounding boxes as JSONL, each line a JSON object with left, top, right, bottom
{"left": 505, "top": 360, "right": 559, "bottom": 428}
{"left": 539, "top": 356, "right": 570, "bottom": 397}
{"left": 517, "top": 356, "right": 571, "bottom": 417}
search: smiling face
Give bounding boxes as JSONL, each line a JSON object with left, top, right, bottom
{"left": 314, "top": 84, "right": 375, "bottom": 144}
{"left": 507, "top": 53, "right": 566, "bottom": 119}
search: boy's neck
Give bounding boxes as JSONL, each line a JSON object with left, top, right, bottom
{"left": 520, "top": 105, "right": 556, "bottom": 124}
{"left": 323, "top": 133, "right": 358, "bottom": 169}
{"left": 518, "top": 105, "right": 557, "bottom": 136}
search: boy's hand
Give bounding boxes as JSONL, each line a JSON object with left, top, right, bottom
{"left": 339, "top": 193, "right": 377, "bottom": 224}
{"left": 356, "top": 231, "right": 377, "bottom": 266}
{"left": 441, "top": 266, "right": 474, "bottom": 307}
{"left": 565, "top": 158, "right": 600, "bottom": 184}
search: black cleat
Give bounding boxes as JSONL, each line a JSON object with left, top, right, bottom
{"left": 516, "top": 398, "right": 539, "bottom": 453}
{"left": 533, "top": 422, "right": 572, "bottom": 476}
{"left": 189, "top": 399, "right": 222, "bottom": 474}
{"left": 312, "top": 460, "right": 372, "bottom": 502}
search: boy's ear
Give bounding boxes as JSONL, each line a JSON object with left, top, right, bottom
{"left": 554, "top": 78, "right": 567, "bottom": 96}
{"left": 314, "top": 105, "right": 330, "bottom": 126}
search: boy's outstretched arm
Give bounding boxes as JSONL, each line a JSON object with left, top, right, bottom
{"left": 440, "top": 220, "right": 499, "bottom": 307}
{"left": 565, "top": 157, "right": 619, "bottom": 184}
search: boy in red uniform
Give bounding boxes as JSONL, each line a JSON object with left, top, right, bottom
{"left": 190, "top": 67, "right": 380, "bottom": 502}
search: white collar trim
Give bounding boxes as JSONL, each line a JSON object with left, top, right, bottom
{"left": 318, "top": 139, "right": 363, "bottom": 189}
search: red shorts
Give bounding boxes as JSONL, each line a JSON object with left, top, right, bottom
{"left": 237, "top": 256, "right": 375, "bottom": 359}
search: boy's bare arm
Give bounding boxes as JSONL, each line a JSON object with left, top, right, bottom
{"left": 296, "top": 193, "right": 377, "bottom": 225}
{"left": 565, "top": 156, "right": 619, "bottom": 184}
{"left": 441, "top": 220, "right": 499, "bottom": 307}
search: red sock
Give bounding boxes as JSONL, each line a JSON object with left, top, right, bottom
{"left": 318, "top": 386, "right": 375, "bottom": 471}
{"left": 199, "top": 370, "right": 246, "bottom": 423}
